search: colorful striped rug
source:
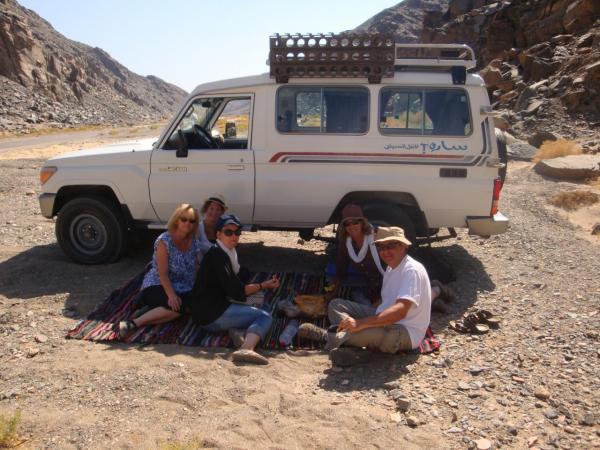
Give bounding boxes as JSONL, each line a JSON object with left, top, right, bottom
{"left": 66, "top": 270, "right": 440, "bottom": 354}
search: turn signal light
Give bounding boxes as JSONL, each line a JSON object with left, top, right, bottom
{"left": 40, "top": 166, "right": 57, "bottom": 185}
{"left": 490, "top": 177, "right": 502, "bottom": 215}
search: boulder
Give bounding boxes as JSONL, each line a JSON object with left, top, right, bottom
{"left": 515, "top": 86, "right": 537, "bottom": 111}
{"left": 480, "top": 65, "right": 503, "bottom": 89}
{"left": 498, "top": 90, "right": 518, "bottom": 103}
{"left": 524, "top": 99, "right": 543, "bottom": 115}
{"left": 508, "top": 142, "right": 538, "bottom": 161}
{"left": 534, "top": 154, "right": 600, "bottom": 180}
{"left": 528, "top": 131, "right": 559, "bottom": 148}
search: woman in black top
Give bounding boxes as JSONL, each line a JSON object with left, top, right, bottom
{"left": 187, "top": 214, "right": 279, "bottom": 365}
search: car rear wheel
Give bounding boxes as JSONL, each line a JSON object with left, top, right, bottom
{"left": 362, "top": 204, "right": 417, "bottom": 245}
{"left": 56, "top": 196, "right": 127, "bottom": 264}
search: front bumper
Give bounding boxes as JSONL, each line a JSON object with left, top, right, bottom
{"left": 467, "top": 212, "right": 509, "bottom": 236}
{"left": 39, "top": 193, "right": 56, "bottom": 218}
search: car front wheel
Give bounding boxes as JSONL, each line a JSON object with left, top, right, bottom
{"left": 56, "top": 196, "right": 127, "bottom": 264}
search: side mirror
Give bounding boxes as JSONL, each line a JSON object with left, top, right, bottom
{"left": 225, "top": 121, "right": 237, "bottom": 138}
{"left": 176, "top": 129, "right": 188, "bottom": 158}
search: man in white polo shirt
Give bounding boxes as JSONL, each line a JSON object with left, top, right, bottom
{"left": 299, "top": 226, "right": 431, "bottom": 357}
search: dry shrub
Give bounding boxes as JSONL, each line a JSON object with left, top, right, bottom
{"left": 0, "top": 411, "right": 21, "bottom": 448}
{"left": 533, "top": 139, "right": 582, "bottom": 162}
{"left": 550, "top": 190, "right": 599, "bottom": 210}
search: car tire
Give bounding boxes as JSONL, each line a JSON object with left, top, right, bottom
{"left": 56, "top": 196, "right": 127, "bottom": 264}
{"left": 495, "top": 129, "right": 508, "bottom": 186}
{"left": 362, "top": 204, "right": 417, "bottom": 245}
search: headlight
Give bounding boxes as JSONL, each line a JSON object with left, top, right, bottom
{"left": 40, "top": 166, "right": 57, "bottom": 185}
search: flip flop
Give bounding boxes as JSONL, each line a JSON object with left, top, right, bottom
{"left": 231, "top": 349, "right": 269, "bottom": 365}
{"left": 450, "top": 311, "right": 494, "bottom": 334}
{"left": 473, "top": 309, "right": 500, "bottom": 329}
{"left": 449, "top": 320, "right": 469, "bottom": 333}
{"left": 485, "top": 317, "right": 501, "bottom": 329}
{"left": 473, "top": 323, "right": 490, "bottom": 334}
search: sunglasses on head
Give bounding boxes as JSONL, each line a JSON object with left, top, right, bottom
{"left": 375, "top": 242, "right": 401, "bottom": 251}
{"left": 222, "top": 228, "right": 242, "bottom": 237}
{"left": 179, "top": 217, "right": 196, "bottom": 224}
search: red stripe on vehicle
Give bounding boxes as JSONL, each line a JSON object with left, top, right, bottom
{"left": 268, "top": 152, "right": 465, "bottom": 163}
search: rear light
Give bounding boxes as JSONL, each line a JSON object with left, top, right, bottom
{"left": 490, "top": 177, "right": 502, "bottom": 215}
{"left": 40, "top": 166, "right": 57, "bottom": 185}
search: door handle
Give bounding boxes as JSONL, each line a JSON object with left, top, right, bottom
{"left": 486, "top": 158, "right": 506, "bottom": 169}
{"left": 227, "top": 164, "right": 245, "bottom": 170}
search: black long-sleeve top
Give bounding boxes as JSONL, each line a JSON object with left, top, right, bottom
{"left": 335, "top": 240, "right": 383, "bottom": 302}
{"left": 185, "top": 245, "right": 246, "bottom": 325}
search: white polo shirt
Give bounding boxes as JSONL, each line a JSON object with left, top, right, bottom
{"left": 376, "top": 254, "right": 431, "bottom": 348}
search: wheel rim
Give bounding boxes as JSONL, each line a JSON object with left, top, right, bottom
{"left": 69, "top": 213, "right": 108, "bottom": 256}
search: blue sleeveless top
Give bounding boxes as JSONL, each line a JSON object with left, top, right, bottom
{"left": 141, "top": 232, "right": 202, "bottom": 294}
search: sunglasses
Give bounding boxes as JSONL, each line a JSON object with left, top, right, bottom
{"left": 344, "top": 219, "right": 361, "bottom": 226}
{"left": 179, "top": 217, "right": 196, "bottom": 224}
{"left": 222, "top": 228, "right": 242, "bottom": 237}
{"left": 375, "top": 242, "right": 401, "bottom": 251}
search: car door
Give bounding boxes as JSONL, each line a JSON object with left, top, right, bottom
{"left": 149, "top": 95, "right": 255, "bottom": 223}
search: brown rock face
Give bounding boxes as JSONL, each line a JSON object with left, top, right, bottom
{"left": 415, "top": 0, "right": 600, "bottom": 141}
{"left": 0, "top": 6, "right": 46, "bottom": 87}
{"left": 0, "top": 0, "right": 187, "bottom": 133}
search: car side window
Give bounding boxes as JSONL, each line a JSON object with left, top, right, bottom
{"left": 277, "top": 86, "right": 369, "bottom": 134}
{"left": 379, "top": 88, "right": 471, "bottom": 136}
{"left": 213, "top": 98, "right": 251, "bottom": 143}
{"left": 162, "top": 96, "right": 251, "bottom": 150}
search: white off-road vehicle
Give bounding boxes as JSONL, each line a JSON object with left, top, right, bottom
{"left": 39, "top": 34, "right": 508, "bottom": 264}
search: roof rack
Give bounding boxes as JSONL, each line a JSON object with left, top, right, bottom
{"left": 269, "top": 33, "right": 396, "bottom": 84}
{"left": 394, "top": 43, "right": 476, "bottom": 70}
{"left": 268, "top": 35, "right": 478, "bottom": 84}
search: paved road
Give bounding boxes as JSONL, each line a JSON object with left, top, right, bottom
{"left": 0, "top": 127, "right": 160, "bottom": 153}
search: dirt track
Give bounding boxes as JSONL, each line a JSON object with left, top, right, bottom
{"left": 0, "top": 135, "right": 599, "bottom": 449}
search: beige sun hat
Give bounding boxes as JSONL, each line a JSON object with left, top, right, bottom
{"left": 373, "top": 226, "right": 412, "bottom": 246}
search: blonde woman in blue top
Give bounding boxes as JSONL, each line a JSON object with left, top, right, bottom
{"left": 118, "top": 203, "right": 202, "bottom": 338}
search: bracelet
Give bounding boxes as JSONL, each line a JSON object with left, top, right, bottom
{"left": 259, "top": 282, "right": 263, "bottom": 290}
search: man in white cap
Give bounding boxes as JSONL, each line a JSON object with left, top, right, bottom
{"left": 299, "top": 226, "right": 431, "bottom": 363}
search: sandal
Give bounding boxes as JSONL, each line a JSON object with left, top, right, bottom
{"left": 449, "top": 311, "right": 494, "bottom": 335}
{"left": 449, "top": 320, "right": 469, "bottom": 333}
{"left": 473, "top": 309, "right": 500, "bottom": 329}
{"left": 231, "top": 349, "right": 269, "bottom": 365}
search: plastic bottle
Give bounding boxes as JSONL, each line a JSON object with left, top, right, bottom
{"left": 279, "top": 319, "right": 299, "bottom": 347}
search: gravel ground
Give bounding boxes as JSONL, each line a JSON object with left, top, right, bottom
{"left": 0, "top": 142, "right": 599, "bottom": 449}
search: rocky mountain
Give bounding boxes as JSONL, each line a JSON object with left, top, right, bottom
{"left": 0, "top": 0, "right": 187, "bottom": 134}
{"left": 353, "top": 0, "right": 449, "bottom": 42}
{"left": 356, "top": 0, "right": 600, "bottom": 152}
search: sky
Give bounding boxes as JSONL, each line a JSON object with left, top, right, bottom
{"left": 19, "top": 0, "right": 400, "bottom": 92}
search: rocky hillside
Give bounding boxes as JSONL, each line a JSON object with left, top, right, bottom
{"left": 353, "top": 0, "right": 449, "bottom": 42}
{"left": 356, "top": 0, "right": 600, "bottom": 152}
{"left": 0, "top": 0, "right": 187, "bottom": 134}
